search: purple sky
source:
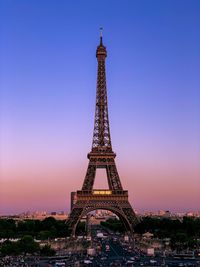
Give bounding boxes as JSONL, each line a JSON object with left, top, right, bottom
{"left": 0, "top": 1, "right": 200, "bottom": 215}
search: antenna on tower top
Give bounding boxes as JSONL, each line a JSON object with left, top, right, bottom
{"left": 100, "top": 27, "right": 103, "bottom": 45}
{"left": 100, "top": 27, "right": 103, "bottom": 37}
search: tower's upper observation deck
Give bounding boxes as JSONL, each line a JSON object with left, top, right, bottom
{"left": 96, "top": 29, "right": 107, "bottom": 59}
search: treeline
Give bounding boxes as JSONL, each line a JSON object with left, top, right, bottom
{"left": 135, "top": 216, "right": 200, "bottom": 250}
{"left": 0, "top": 235, "right": 55, "bottom": 256}
{"left": 101, "top": 218, "right": 126, "bottom": 233}
{"left": 101, "top": 217, "right": 200, "bottom": 250}
{"left": 0, "top": 217, "right": 70, "bottom": 239}
{"left": 135, "top": 216, "right": 200, "bottom": 238}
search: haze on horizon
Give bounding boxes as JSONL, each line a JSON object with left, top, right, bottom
{"left": 0, "top": 1, "right": 200, "bottom": 215}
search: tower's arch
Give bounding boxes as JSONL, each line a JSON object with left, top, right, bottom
{"left": 72, "top": 206, "right": 132, "bottom": 236}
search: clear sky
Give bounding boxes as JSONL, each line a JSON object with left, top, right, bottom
{"left": 0, "top": 0, "right": 200, "bottom": 215}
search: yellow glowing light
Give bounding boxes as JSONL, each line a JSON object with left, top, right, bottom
{"left": 93, "top": 190, "right": 112, "bottom": 195}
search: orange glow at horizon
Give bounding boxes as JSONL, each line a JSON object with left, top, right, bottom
{"left": 1, "top": 156, "right": 199, "bottom": 215}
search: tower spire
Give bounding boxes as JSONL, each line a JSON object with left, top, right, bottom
{"left": 92, "top": 28, "right": 111, "bottom": 153}
{"left": 100, "top": 27, "right": 103, "bottom": 45}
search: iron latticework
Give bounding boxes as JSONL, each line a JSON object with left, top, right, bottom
{"left": 92, "top": 36, "right": 111, "bottom": 152}
{"left": 67, "top": 34, "right": 138, "bottom": 236}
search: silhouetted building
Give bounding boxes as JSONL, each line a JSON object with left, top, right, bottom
{"left": 70, "top": 192, "right": 77, "bottom": 211}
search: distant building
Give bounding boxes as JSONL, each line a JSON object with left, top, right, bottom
{"left": 71, "top": 192, "right": 77, "bottom": 211}
{"left": 163, "top": 210, "right": 171, "bottom": 218}
{"left": 158, "top": 210, "right": 166, "bottom": 216}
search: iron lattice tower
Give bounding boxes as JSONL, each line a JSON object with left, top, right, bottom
{"left": 67, "top": 33, "right": 138, "bottom": 236}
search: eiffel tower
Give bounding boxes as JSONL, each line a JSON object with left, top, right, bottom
{"left": 67, "top": 31, "right": 138, "bottom": 236}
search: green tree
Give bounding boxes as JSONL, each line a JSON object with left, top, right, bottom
{"left": 18, "top": 235, "right": 40, "bottom": 254}
{"left": 38, "top": 230, "right": 51, "bottom": 240}
{"left": 40, "top": 244, "right": 56, "bottom": 256}
{"left": 76, "top": 221, "right": 86, "bottom": 235}
{"left": 101, "top": 218, "right": 125, "bottom": 233}
{"left": 0, "top": 219, "right": 16, "bottom": 238}
{"left": 0, "top": 240, "right": 20, "bottom": 256}
{"left": 41, "top": 217, "right": 57, "bottom": 230}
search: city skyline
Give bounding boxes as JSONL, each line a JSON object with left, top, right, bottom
{"left": 0, "top": 1, "right": 200, "bottom": 215}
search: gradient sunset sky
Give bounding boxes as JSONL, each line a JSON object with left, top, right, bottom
{"left": 0, "top": 1, "right": 200, "bottom": 215}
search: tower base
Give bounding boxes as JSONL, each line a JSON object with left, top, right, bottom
{"left": 67, "top": 190, "right": 138, "bottom": 236}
